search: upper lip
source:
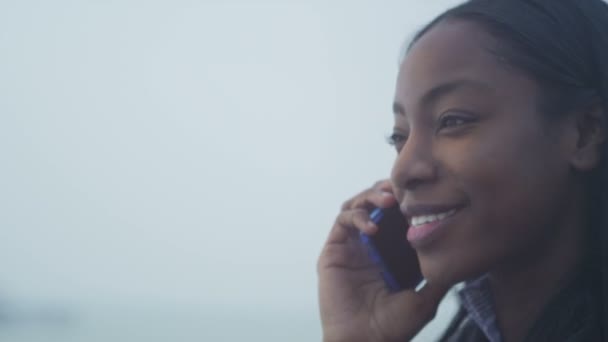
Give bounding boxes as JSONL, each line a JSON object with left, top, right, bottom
{"left": 400, "top": 203, "right": 466, "bottom": 219}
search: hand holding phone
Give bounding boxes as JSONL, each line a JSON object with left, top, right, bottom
{"left": 359, "top": 205, "right": 423, "bottom": 291}
{"left": 318, "top": 181, "right": 446, "bottom": 342}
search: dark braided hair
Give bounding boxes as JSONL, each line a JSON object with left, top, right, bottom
{"left": 407, "top": 0, "right": 608, "bottom": 340}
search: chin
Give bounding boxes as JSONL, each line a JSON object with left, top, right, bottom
{"left": 418, "top": 252, "right": 490, "bottom": 286}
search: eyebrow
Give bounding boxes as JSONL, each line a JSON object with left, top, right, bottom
{"left": 393, "top": 79, "right": 493, "bottom": 116}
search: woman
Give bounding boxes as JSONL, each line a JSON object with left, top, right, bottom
{"left": 317, "top": 0, "right": 608, "bottom": 341}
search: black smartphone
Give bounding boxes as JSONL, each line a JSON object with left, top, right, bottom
{"left": 359, "top": 205, "right": 423, "bottom": 291}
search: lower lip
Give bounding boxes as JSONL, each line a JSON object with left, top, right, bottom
{"left": 407, "top": 211, "right": 459, "bottom": 247}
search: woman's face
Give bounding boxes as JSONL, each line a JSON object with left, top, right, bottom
{"left": 391, "top": 20, "right": 577, "bottom": 285}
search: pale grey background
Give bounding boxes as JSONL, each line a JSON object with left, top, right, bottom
{"left": 0, "top": 0, "right": 460, "bottom": 341}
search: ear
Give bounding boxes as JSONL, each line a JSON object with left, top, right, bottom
{"left": 569, "top": 102, "right": 606, "bottom": 172}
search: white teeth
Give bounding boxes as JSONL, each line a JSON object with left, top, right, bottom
{"left": 410, "top": 209, "right": 457, "bottom": 228}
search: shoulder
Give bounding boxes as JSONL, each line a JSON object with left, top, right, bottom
{"left": 524, "top": 272, "right": 603, "bottom": 342}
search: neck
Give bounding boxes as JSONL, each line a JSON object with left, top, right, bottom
{"left": 488, "top": 197, "right": 589, "bottom": 342}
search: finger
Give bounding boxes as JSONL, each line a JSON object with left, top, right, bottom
{"left": 373, "top": 179, "right": 394, "bottom": 193}
{"left": 337, "top": 208, "right": 377, "bottom": 235}
{"left": 323, "top": 209, "right": 370, "bottom": 245}
{"left": 350, "top": 189, "right": 396, "bottom": 211}
{"left": 341, "top": 179, "right": 394, "bottom": 211}
{"left": 341, "top": 188, "right": 370, "bottom": 211}
{"left": 330, "top": 179, "right": 397, "bottom": 245}
{"left": 324, "top": 220, "right": 351, "bottom": 245}
{"left": 325, "top": 208, "right": 376, "bottom": 245}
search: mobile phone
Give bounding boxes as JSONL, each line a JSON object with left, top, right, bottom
{"left": 359, "top": 205, "right": 423, "bottom": 291}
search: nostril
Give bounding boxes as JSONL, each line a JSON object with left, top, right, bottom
{"left": 393, "top": 163, "right": 438, "bottom": 191}
{"left": 405, "top": 178, "right": 429, "bottom": 191}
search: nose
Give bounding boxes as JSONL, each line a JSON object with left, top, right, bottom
{"left": 391, "top": 133, "right": 437, "bottom": 191}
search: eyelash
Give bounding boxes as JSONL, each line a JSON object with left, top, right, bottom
{"left": 387, "top": 132, "right": 408, "bottom": 147}
{"left": 387, "top": 113, "right": 475, "bottom": 147}
{"left": 438, "top": 114, "right": 475, "bottom": 130}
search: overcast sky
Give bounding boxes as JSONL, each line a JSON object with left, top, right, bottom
{"left": 0, "top": 0, "right": 461, "bottom": 340}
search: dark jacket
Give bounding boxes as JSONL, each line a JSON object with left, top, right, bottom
{"left": 439, "top": 272, "right": 603, "bottom": 342}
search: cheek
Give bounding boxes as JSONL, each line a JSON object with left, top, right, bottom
{"left": 462, "top": 132, "right": 564, "bottom": 224}
{"left": 434, "top": 125, "right": 569, "bottom": 274}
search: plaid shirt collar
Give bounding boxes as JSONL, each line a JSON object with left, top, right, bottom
{"left": 458, "top": 275, "right": 503, "bottom": 342}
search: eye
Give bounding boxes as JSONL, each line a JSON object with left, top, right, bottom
{"left": 440, "top": 116, "right": 466, "bottom": 128}
{"left": 386, "top": 132, "right": 408, "bottom": 148}
{"left": 438, "top": 112, "right": 476, "bottom": 132}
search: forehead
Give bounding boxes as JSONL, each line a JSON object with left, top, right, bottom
{"left": 395, "top": 20, "right": 537, "bottom": 107}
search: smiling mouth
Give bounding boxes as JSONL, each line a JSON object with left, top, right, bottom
{"left": 410, "top": 209, "right": 458, "bottom": 228}
{"left": 403, "top": 203, "right": 467, "bottom": 247}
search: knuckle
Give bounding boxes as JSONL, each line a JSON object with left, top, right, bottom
{"left": 349, "top": 211, "right": 361, "bottom": 227}
{"left": 372, "top": 180, "right": 385, "bottom": 189}
{"left": 334, "top": 211, "right": 347, "bottom": 226}
{"left": 341, "top": 181, "right": 392, "bottom": 214}
{"left": 317, "top": 247, "right": 335, "bottom": 273}
{"left": 353, "top": 208, "right": 368, "bottom": 221}
{"left": 373, "top": 179, "right": 390, "bottom": 188}
{"left": 355, "top": 211, "right": 371, "bottom": 229}
{"left": 375, "top": 179, "right": 393, "bottom": 191}
{"left": 347, "top": 194, "right": 368, "bottom": 210}
{"left": 315, "top": 256, "right": 323, "bottom": 274}
{"left": 340, "top": 199, "right": 352, "bottom": 211}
